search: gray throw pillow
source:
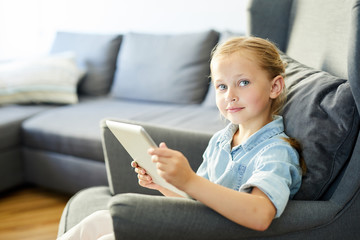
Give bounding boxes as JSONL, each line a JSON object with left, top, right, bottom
{"left": 111, "top": 31, "right": 219, "bottom": 104}
{"left": 281, "top": 54, "right": 359, "bottom": 200}
{"left": 50, "top": 32, "right": 122, "bottom": 96}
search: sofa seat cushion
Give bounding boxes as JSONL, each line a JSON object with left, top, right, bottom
{"left": 111, "top": 31, "right": 219, "bottom": 104}
{"left": 281, "top": 54, "right": 360, "bottom": 200}
{"left": 0, "top": 104, "right": 54, "bottom": 150}
{"left": 22, "top": 97, "right": 226, "bottom": 162}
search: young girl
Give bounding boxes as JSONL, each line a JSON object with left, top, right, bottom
{"left": 58, "top": 36, "right": 304, "bottom": 239}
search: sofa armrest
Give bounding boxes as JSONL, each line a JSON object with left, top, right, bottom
{"left": 100, "top": 118, "right": 212, "bottom": 195}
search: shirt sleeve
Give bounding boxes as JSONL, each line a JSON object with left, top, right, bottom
{"left": 239, "top": 143, "right": 302, "bottom": 218}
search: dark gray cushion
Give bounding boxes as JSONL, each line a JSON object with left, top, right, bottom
{"left": 111, "top": 31, "right": 219, "bottom": 104}
{"left": 281, "top": 54, "right": 360, "bottom": 200}
{"left": 50, "top": 32, "right": 122, "bottom": 96}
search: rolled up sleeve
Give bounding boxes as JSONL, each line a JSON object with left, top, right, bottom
{"left": 239, "top": 144, "right": 302, "bottom": 218}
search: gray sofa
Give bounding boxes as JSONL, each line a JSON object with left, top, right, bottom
{"left": 57, "top": 0, "right": 360, "bottom": 239}
{"left": 0, "top": 28, "right": 229, "bottom": 194}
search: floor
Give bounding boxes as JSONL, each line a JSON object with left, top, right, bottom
{"left": 0, "top": 186, "right": 71, "bottom": 240}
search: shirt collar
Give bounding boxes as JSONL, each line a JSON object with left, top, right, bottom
{"left": 217, "top": 116, "right": 285, "bottom": 153}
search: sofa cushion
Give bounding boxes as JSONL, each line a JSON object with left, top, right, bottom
{"left": 111, "top": 31, "right": 219, "bottom": 104}
{"left": 0, "top": 104, "right": 53, "bottom": 150}
{"left": 50, "top": 32, "right": 122, "bottom": 96}
{"left": 281, "top": 54, "right": 359, "bottom": 200}
{"left": 22, "top": 98, "right": 226, "bottom": 162}
{"left": 0, "top": 53, "right": 84, "bottom": 105}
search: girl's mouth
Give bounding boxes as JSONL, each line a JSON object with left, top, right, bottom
{"left": 226, "top": 107, "right": 245, "bottom": 113}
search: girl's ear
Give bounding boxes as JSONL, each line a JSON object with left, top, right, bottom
{"left": 270, "top": 75, "right": 285, "bottom": 99}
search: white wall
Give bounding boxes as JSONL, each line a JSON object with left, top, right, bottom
{"left": 0, "top": 0, "right": 247, "bottom": 60}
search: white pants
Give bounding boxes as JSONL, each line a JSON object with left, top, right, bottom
{"left": 57, "top": 210, "right": 115, "bottom": 240}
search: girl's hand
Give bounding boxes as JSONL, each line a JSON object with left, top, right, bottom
{"left": 131, "top": 161, "right": 161, "bottom": 190}
{"left": 148, "top": 142, "right": 196, "bottom": 191}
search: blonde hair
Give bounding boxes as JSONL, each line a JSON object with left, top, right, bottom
{"left": 210, "top": 36, "right": 287, "bottom": 116}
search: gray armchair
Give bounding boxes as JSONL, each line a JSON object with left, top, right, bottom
{"left": 58, "top": 0, "right": 360, "bottom": 239}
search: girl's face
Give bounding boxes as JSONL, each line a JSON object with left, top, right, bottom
{"left": 211, "top": 52, "right": 280, "bottom": 130}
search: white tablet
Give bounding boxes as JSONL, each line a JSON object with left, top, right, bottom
{"left": 106, "top": 120, "right": 191, "bottom": 198}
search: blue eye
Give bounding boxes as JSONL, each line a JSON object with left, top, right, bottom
{"left": 239, "top": 80, "right": 250, "bottom": 87}
{"left": 217, "top": 84, "right": 227, "bottom": 91}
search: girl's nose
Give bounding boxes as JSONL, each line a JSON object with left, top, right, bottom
{"left": 225, "top": 90, "right": 238, "bottom": 103}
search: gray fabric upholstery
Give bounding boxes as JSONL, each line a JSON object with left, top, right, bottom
{"left": 247, "top": 0, "right": 353, "bottom": 80}
{"left": 24, "top": 148, "right": 108, "bottom": 194}
{"left": 108, "top": 192, "right": 356, "bottom": 240}
{"left": 58, "top": 187, "right": 111, "bottom": 237}
{"left": 22, "top": 98, "right": 119, "bottom": 162}
{"left": 0, "top": 104, "right": 53, "bottom": 191}
{"left": 0, "top": 149, "right": 23, "bottom": 191}
{"left": 111, "top": 31, "right": 219, "bottom": 104}
{"left": 247, "top": 0, "right": 293, "bottom": 51}
{"left": 281, "top": 54, "right": 360, "bottom": 200}
{"left": 285, "top": 0, "right": 352, "bottom": 79}
{"left": 50, "top": 32, "right": 122, "bottom": 96}
{"left": 22, "top": 98, "right": 225, "bottom": 163}
{"left": 0, "top": 104, "right": 53, "bottom": 150}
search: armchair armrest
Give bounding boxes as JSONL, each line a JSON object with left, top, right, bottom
{"left": 108, "top": 193, "right": 342, "bottom": 240}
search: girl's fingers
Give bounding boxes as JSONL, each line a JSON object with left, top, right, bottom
{"left": 131, "top": 161, "right": 147, "bottom": 175}
{"left": 131, "top": 161, "right": 138, "bottom": 168}
{"left": 148, "top": 147, "right": 173, "bottom": 158}
{"left": 138, "top": 173, "right": 152, "bottom": 181}
{"left": 159, "top": 142, "right": 167, "bottom": 148}
{"left": 134, "top": 167, "right": 146, "bottom": 175}
{"left": 151, "top": 155, "right": 159, "bottom": 163}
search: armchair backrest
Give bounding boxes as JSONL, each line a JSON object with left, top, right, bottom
{"left": 285, "top": 0, "right": 351, "bottom": 80}
{"left": 247, "top": 0, "right": 360, "bottom": 111}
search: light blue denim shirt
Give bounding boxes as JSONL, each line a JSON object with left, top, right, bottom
{"left": 196, "top": 116, "right": 302, "bottom": 218}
